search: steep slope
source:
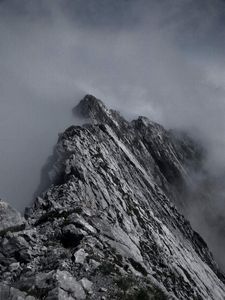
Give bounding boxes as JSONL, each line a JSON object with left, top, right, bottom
{"left": 0, "top": 95, "right": 225, "bottom": 300}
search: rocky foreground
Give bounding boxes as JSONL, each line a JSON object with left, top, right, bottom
{"left": 0, "top": 95, "right": 225, "bottom": 299}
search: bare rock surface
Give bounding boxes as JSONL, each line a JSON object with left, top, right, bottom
{"left": 0, "top": 200, "right": 26, "bottom": 235}
{"left": 0, "top": 95, "right": 225, "bottom": 299}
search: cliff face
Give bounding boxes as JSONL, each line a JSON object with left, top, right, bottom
{"left": 0, "top": 95, "right": 225, "bottom": 300}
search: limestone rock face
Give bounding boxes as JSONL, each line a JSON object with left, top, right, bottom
{"left": 0, "top": 95, "right": 225, "bottom": 299}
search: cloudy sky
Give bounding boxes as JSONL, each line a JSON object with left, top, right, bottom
{"left": 1, "top": 0, "right": 225, "bottom": 230}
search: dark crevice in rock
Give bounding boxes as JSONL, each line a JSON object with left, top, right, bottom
{"left": 129, "top": 258, "right": 148, "bottom": 277}
{"left": 60, "top": 232, "right": 84, "bottom": 249}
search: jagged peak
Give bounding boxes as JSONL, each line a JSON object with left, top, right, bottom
{"left": 133, "top": 116, "right": 163, "bottom": 130}
{"left": 73, "top": 95, "right": 108, "bottom": 120}
{"left": 73, "top": 94, "right": 127, "bottom": 129}
{"left": 74, "top": 95, "right": 164, "bottom": 132}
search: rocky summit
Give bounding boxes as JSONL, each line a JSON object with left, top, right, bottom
{"left": 0, "top": 95, "right": 225, "bottom": 300}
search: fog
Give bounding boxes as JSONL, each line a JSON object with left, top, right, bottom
{"left": 0, "top": 0, "right": 225, "bottom": 268}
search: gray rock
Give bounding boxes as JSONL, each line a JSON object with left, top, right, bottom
{"left": 0, "top": 200, "right": 25, "bottom": 235}
{"left": 0, "top": 283, "right": 35, "bottom": 300}
{"left": 56, "top": 270, "right": 86, "bottom": 300}
{"left": 74, "top": 249, "right": 87, "bottom": 264}
{"left": 80, "top": 278, "right": 93, "bottom": 292}
{"left": 9, "top": 262, "right": 20, "bottom": 271}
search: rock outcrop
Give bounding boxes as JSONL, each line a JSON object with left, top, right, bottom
{"left": 0, "top": 200, "right": 25, "bottom": 235}
{"left": 0, "top": 95, "right": 225, "bottom": 299}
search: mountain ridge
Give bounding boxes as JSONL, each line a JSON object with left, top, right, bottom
{"left": 0, "top": 95, "right": 224, "bottom": 300}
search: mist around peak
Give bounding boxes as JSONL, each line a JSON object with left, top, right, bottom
{"left": 0, "top": 0, "right": 225, "bottom": 270}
